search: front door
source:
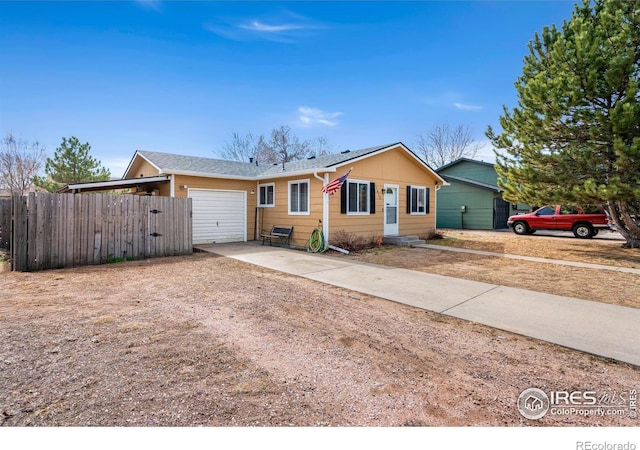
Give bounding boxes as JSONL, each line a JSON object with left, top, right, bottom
{"left": 383, "top": 185, "right": 399, "bottom": 235}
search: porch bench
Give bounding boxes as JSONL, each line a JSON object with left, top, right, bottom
{"left": 261, "top": 226, "right": 293, "bottom": 246}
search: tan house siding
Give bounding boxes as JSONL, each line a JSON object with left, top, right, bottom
{"left": 257, "top": 146, "right": 439, "bottom": 246}
{"left": 127, "top": 158, "right": 160, "bottom": 179}
{"left": 327, "top": 147, "right": 437, "bottom": 242}
{"left": 257, "top": 176, "right": 325, "bottom": 247}
{"left": 172, "top": 175, "right": 255, "bottom": 198}
{"left": 124, "top": 157, "right": 171, "bottom": 196}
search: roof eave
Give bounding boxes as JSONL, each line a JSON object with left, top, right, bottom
{"left": 254, "top": 166, "right": 338, "bottom": 181}
{"left": 164, "top": 169, "right": 258, "bottom": 181}
{"left": 441, "top": 175, "right": 502, "bottom": 192}
{"left": 58, "top": 175, "right": 170, "bottom": 193}
{"left": 123, "top": 151, "right": 163, "bottom": 179}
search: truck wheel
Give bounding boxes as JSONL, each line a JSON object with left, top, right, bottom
{"left": 573, "top": 223, "right": 594, "bottom": 239}
{"left": 513, "top": 221, "right": 529, "bottom": 235}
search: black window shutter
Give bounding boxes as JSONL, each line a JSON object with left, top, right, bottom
{"left": 369, "top": 182, "right": 376, "bottom": 214}
{"left": 425, "top": 187, "right": 430, "bottom": 214}
{"left": 406, "top": 186, "right": 412, "bottom": 214}
{"left": 340, "top": 183, "right": 347, "bottom": 214}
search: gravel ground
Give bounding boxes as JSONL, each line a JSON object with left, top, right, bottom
{"left": 1, "top": 246, "right": 638, "bottom": 427}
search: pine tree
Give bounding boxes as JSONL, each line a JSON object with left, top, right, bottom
{"left": 34, "top": 136, "right": 111, "bottom": 192}
{"left": 487, "top": 0, "right": 640, "bottom": 248}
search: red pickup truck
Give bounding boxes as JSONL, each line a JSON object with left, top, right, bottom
{"left": 507, "top": 205, "right": 611, "bottom": 238}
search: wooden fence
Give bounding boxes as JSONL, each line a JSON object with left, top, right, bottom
{"left": 0, "top": 198, "right": 10, "bottom": 250}
{"left": 5, "top": 192, "right": 192, "bottom": 272}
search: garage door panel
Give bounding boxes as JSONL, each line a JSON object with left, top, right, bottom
{"left": 189, "top": 189, "right": 246, "bottom": 244}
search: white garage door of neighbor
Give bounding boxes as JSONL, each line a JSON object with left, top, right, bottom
{"left": 189, "top": 189, "right": 246, "bottom": 244}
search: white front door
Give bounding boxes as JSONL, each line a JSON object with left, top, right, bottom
{"left": 383, "top": 184, "right": 399, "bottom": 236}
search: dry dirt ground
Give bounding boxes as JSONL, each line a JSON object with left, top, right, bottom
{"left": 351, "top": 229, "right": 640, "bottom": 309}
{"left": 0, "top": 233, "right": 639, "bottom": 427}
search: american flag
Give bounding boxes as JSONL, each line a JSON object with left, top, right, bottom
{"left": 321, "top": 169, "right": 352, "bottom": 195}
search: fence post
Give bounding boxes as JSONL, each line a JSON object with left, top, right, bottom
{"left": 11, "top": 193, "right": 28, "bottom": 271}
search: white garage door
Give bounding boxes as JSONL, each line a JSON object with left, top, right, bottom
{"left": 189, "top": 189, "right": 246, "bottom": 244}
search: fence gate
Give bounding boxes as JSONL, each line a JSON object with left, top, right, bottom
{"left": 2, "top": 192, "right": 192, "bottom": 272}
{"left": 494, "top": 197, "right": 510, "bottom": 229}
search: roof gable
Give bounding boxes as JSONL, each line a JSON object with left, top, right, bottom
{"left": 437, "top": 158, "right": 497, "bottom": 186}
{"left": 436, "top": 157, "right": 495, "bottom": 173}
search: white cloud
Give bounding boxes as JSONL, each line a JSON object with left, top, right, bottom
{"left": 135, "top": 0, "right": 162, "bottom": 12}
{"left": 454, "top": 102, "right": 483, "bottom": 111}
{"left": 297, "top": 106, "right": 343, "bottom": 127}
{"left": 205, "top": 11, "right": 322, "bottom": 43}
{"left": 239, "top": 20, "right": 306, "bottom": 33}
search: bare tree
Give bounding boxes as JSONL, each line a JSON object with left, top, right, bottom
{"left": 311, "top": 136, "right": 334, "bottom": 157}
{"left": 0, "top": 132, "right": 46, "bottom": 196}
{"left": 265, "top": 125, "right": 312, "bottom": 163}
{"left": 219, "top": 126, "right": 335, "bottom": 164}
{"left": 219, "top": 131, "right": 261, "bottom": 162}
{"left": 414, "top": 122, "right": 482, "bottom": 169}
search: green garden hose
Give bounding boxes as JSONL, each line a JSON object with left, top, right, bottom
{"left": 307, "top": 227, "right": 326, "bottom": 253}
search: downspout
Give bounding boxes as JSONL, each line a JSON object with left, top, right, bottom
{"left": 255, "top": 180, "right": 260, "bottom": 241}
{"left": 169, "top": 174, "right": 175, "bottom": 198}
{"left": 435, "top": 182, "right": 441, "bottom": 232}
{"left": 313, "top": 171, "right": 329, "bottom": 248}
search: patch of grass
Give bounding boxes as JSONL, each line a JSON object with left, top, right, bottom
{"left": 107, "top": 256, "right": 135, "bottom": 264}
{"left": 118, "top": 322, "right": 151, "bottom": 331}
{"left": 93, "top": 315, "right": 117, "bottom": 324}
{"left": 424, "top": 238, "right": 459, "bottom": 246}
{"left": 360, "top": 245, "right": 396, "bottom": 256}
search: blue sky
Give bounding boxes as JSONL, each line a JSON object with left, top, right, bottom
{"left": 0, "top": 1, "right": 576, "bottom": 177}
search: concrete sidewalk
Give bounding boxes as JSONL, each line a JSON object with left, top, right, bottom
{"left": 198, "top": 242, "right": 640, "bottom": 367}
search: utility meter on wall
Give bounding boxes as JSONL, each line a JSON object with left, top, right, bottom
{"left": 460, "top": 205, "right": 467, "bottom": 213}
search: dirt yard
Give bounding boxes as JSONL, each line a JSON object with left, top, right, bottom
{"left": 1, "top": 232, "right": 638, "bottom": 427}
{"left": 351, "top": 229, "right": 640, "bottom": 309}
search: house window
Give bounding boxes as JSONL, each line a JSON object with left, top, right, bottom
{"left": 407, "top": 186, "right": 430, "bottom": 214}
{"left": 346, "top": 180, "right": 370, "bottom": 214}
{"left": 258, "top": 183, "right": 274, "bottom": 207}
{"left": 288, "top": 179, "right": 309, "bottom": 215}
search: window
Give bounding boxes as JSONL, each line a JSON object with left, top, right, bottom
{"left": 258, "top": 183, "right": 274, "bottom": 207}
{"left": 288, "top": 180, "right": 309, "bottom": 215}
{"left": 408, "top": 186, "right": 430, "bottom": 214}
{"left": 340, "top": 181, "right": 376, "bottom": 215}
{"left": 410, "top": 186, "right": 426, "bottom": 214}
{"left": 536, "top": 206, "right": 555, "bottom": 216}
{"left": 347, "top": 180, "right": 370, "bottom": 214}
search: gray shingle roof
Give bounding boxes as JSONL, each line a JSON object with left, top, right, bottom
{"left": 136, "top": 143, "right": 403, "bottom": 179}
{"left": 137, "top": 151, "right": 265, "bottom": 178}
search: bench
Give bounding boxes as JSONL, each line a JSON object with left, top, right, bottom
{"left": 261, "top": 226, "right": 293, "bottom": 246}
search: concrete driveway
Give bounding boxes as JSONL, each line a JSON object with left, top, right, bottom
{"left": 198, "top": 242, "right": 640, "bottom": 367}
